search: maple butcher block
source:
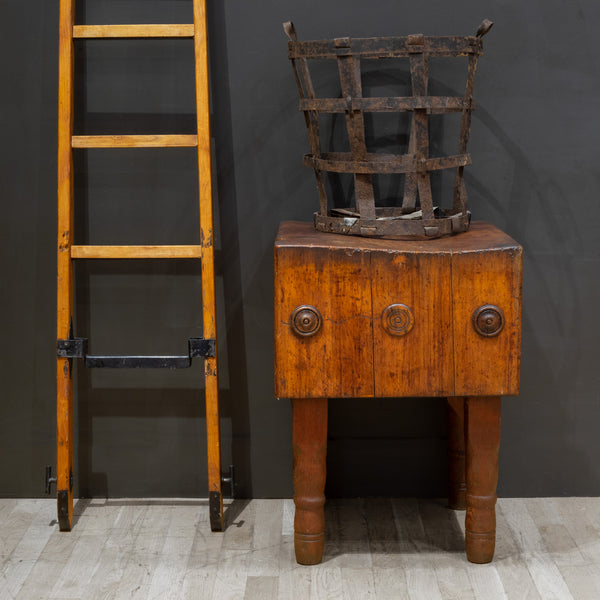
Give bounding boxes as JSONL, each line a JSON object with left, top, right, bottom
{"left": 274, "top": 220, "right": 522, "bottom": 565}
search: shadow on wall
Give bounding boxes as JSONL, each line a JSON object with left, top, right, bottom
{"left": 468, "top": 105, "right": 590, "bottom": 495}
{"left": 70, "top": 0, "right": 253, "bottom": 500}
{"left": 208, "top": 0, "right": 253, "bottom": 499}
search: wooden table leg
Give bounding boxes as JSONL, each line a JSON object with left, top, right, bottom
{"left": 292, "top": 397, "right": 328, "bottom": 565}
{"left": 465, "top": 396, "right": 501, "bottom": 564}
{"left": 447, "top": 397, "right": 466, "bottom": 510}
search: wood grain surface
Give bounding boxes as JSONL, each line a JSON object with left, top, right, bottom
{"left": 293, "top": 398, "right": 328, "bottom": 565}
{"left": 70, "top": 245, "right": 202, "bottom": 259}
{"left": 71, "top": 134, "right": 198, "bottom": 148}
{"left": 452, "top": 245, "right": 522, "bottom": 396}
{"left": 274, "top": 220, "right": 522, "bottom": 399}
{"left": 465, "top": 396, "right": 501, "bottom": 563}
{"left": 56, "top": 0, "right": 75, "bottom": 532}
{"left": 193, "top": 0, "right": 222, "bottom": 529}
{"left": 372, "top": 249, "right": 453, "bottom": 396}
{"left": 72, "top": 24, "right": 195, "bottom": 38}
{"left": 275, "top": 245, "right": 374, "bottom": 399}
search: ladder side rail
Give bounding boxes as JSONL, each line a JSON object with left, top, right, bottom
{"left": 56, "top": 0, "right": 75, "bottom": 532}
{"left": 193, "top": 0, "right": 223, "bottom": 531}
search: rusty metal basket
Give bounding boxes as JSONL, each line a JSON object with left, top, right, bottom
{"left": 284, "top": 20, "right": 493, "bottom": 239}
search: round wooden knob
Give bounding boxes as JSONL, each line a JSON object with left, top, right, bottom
{"left": 291, "top": 305, "right": 322, "bottom": 337}
{"left": 382, "top": 303, "right": 414, "bottom": 336}
{"left": 472, "top": 305, "right": 504, "bottom": 337}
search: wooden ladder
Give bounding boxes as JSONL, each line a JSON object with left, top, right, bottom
{"left": 55, "top": 0, "right": 224, "bottom": 531}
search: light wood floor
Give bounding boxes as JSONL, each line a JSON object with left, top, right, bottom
{"left": 1, "top": 497, "right": 599, "bottom": 599}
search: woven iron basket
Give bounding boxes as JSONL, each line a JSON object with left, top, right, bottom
{"left": 284, "top": 20, "right": 493, "bottom": 239}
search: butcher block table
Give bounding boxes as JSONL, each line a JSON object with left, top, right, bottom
{"left": 274, "top": 220, "right": 522, "bottom": 565}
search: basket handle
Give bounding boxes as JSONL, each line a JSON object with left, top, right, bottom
{"left": 283, "top": 21, "right": 298, "bottom": 42}
{"left": 476, "top": 19, "right": 494, "bottom": 38}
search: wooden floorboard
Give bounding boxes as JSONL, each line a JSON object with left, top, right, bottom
{"left": 2, "top": 498, "right": 600, "bottom": 599}
{"left": 501, "top": 498, "right": 576, "bottom": 599}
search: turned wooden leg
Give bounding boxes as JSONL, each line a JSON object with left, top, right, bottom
{"left": 292, "top": 397, "right": 328, "bottom": 565}
{"left": 465, "top": 396, "right": 501, "bottom": 564}
{"left": 447, "top": 397, "right": 466, "bottom": 510}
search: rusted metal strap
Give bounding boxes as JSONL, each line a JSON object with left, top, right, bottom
{"left": 304, "top": 152, "right": 471, "bottom": 174}
{"left": 403, "top": 116, "right": 418, "bottom": 209}
{"left": 298, "top": 96, "right": 474, "bottom": 113}
{"left": 314, "top": 209, "right": 469, "bottom": 238}
{"left": 454, "top": 51, "right": 479, "bottom": 212}
{"left": 283, "top": 21, "right": 328, "bottom": 215}
{"left": 288, "top": 36, "right": 483, "bottom": 60}
{"left": 407, "top": 43, "right": 435, "bottom": 220}
{"left": 335, "top": 38, "right": 376, "bottom": 219}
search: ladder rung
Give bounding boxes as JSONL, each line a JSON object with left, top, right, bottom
{"left": 73, "top": 24, "right": 195, "bottom": 39}
{"left": 72, "top": 135, "right": 198, "bottom": 148}
{"left": 71, "top": 245, "right": 202, "bottom": 259}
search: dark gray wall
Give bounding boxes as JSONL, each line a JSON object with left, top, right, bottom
{"left": 1, "top": 0, "right": 599, "bottom": 499}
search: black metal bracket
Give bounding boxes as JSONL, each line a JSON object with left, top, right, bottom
{"left": 56, "top": 337, "right": 88, "bottom": 359}
{"left": 45, "top": 465, "right": 57, "bottom": 495}
{"left": 57, "top": 319, "right": 88, "bottom": 359}
{"left": 189, "top": 337, "right": 216, "bottom": 358}
{"left": 221, "top": 464, "right": 235, "bottom": 498}
{"left": 209, "top": 491, "right": 222, "bottom": 531}
{"left": 208, "top": 466, "right": 236, "bottom": 532}
{"left": 45, "top": 466, "right": 72, "bottom": 494}
{"left": 56, "top": 333, "right": 215, "bottom": 369}
{"left": 57, "top": 490, "right": 70, "bottom": 531}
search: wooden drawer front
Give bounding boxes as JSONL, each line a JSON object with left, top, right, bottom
{"left": 452, "top": 247, "right": 522, "bottom": 396}
{"left": 274, "top": 246, "right": 374, "bottom": 398}
{"left": 372, "top": 251, "right": 454, "bottom": 397}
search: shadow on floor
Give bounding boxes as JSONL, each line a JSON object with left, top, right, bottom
{"left": 322, "top": 497, "right": 466, "bottom": 562}
{"left": 69, "top": 496, "right": 250, "bottom": 532}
